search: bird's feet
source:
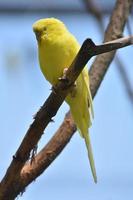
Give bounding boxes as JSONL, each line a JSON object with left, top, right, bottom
{"left": 59, "top": 68, "right": 77, "bottom": 97}
{"left": 58, "top": 68, "right": 69, "bottom": 82}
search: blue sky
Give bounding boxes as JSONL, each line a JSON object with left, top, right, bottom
{"left": 0, "top": 6, "right": 133, "bottom": 200}
{"left": 0, "top": 0, "right": 115, "bottom": 11}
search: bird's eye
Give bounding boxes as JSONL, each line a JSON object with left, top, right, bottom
{"left": 43, "top": 27, "right": 47, "bottom": 31}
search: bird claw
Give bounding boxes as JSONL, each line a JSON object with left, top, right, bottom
{"left": 59, "top": 68, "right": 77, "bottom": 97}
{"left": 58, "top": 68, "right": 69, "bottom": 83}
{"left": 58, "top": 77, "right": 69, "bottom": 82}
{"left": 73, "top": 81, "right": 77, "bottom": 87}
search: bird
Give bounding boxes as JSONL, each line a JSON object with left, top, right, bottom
{"left": 33, "top": 18, "right": 97, "bottom": 183}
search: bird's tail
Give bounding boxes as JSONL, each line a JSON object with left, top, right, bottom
{"left": 84, "top": 132, "right": 97, "bottom": 183}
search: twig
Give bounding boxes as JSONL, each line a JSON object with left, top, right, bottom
{"left": 83, "top": 0, "right": 133, "bottom": 101}
{"left": 115, "top": 56, "right": 133, "bottom": 103}
{"left": 90, "top": 0, "right": 133, "bottom": 97}
{"left": 21, "top": 37, "right": 133, "bottom": 191}
{"left": 83, "top": 0, "right": 104, "bottom": 32}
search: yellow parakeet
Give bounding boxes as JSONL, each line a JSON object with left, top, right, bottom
{"left": 33, "top": 18, "right": 97, "bottom": 183}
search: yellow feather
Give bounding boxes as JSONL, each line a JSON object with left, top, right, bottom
{"left": 33, "top": 18, "right": 97, "bottom": 183}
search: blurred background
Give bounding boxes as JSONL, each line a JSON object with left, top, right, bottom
{"left": 0, "top": 0, "right": 133, "bottom": 199}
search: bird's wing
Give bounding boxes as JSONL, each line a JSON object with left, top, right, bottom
{"left": 82, "top": 67, "right": 94, "bottom": 119}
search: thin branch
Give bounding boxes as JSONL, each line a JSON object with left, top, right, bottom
{"left": 21, "top": 112, "right": 76, "bottom": 187}
{"left": 21, "top": 37, "right": 133, "bottom": 191}
{"left": 90, "top": 0, "right": 133, "bottom": 97}
{"left": 115, "top": 56, "right": 133, "bottom": 104}
{"left": 83, "top": 0, "right": 105, "bottom": 32}
{"left": 84, "top": 0, "right": 133, "bottom": 101}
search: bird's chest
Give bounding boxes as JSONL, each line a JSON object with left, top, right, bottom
{"left": 38, "top": 42, "right": 72, "bottom": 85}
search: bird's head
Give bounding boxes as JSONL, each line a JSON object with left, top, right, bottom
{"left": 33, "top": 18, "right": 67, "bottom": 42}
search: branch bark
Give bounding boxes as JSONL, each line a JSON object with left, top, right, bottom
{"left": 21, "top": 39, "right": 133, "bottom": 192}
{"left": 83, "top": 0, "right": 133, "bottom": 101}
{"left": 0, "top": 0, "right": 133, "bottom": 199}
{"left": 90, "top": 0, "right": 133, "bottom": 96}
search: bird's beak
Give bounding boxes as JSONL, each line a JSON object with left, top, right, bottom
{"left": 34, "top": 30, "right": 41, "bottom": 42}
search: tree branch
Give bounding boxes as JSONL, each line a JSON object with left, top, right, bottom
{"left": 90, "top": 0, "right": 133, "bottom": 96}
{"left": 115, "top": 56, "right": 133, "bottom": 105}
{"left": 0, "top": 0, "right": 133, "bottom": 199}
{"left": 21, "top": 0, "right": 133, "bottom": 194}
{"left": 0, "top": 35, "right": 132, "bottom": 199}
{"left": 83, "top": 0, "right": 105, "bottom": 32}
{"left": 20, "top": 38, "right": 133, "bottom": 189}
{"left": 0, "top": 37, "right": 132, "bottom": 199}
{"left": 84, "top": 0, "right": 133, "bottom": 98}
{"left": 0, "top": 38, "right": 132, "bottom": 200}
